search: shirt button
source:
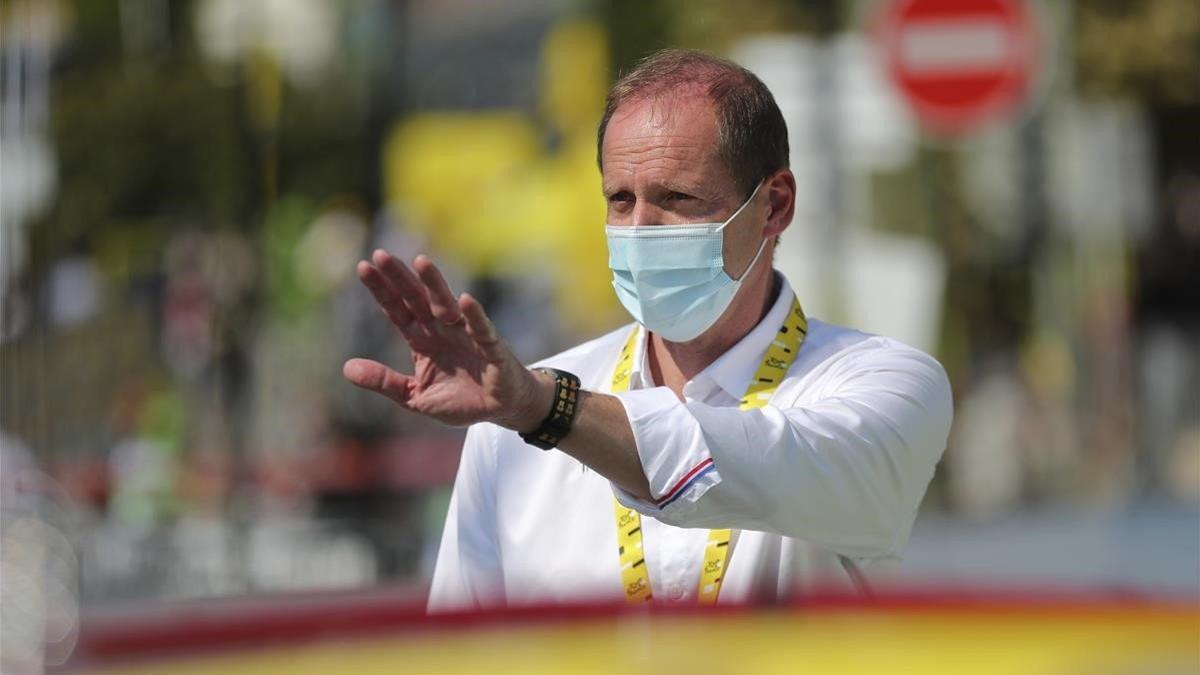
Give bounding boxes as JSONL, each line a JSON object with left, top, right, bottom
{"left": 668, "top": 584, "right": 685, "bottom": 601}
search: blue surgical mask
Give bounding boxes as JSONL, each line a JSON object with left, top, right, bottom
{"left": 605, "top": 182, "right": 767, "bottom": 343}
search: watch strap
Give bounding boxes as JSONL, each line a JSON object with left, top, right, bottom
{"left": 518, "top": 368, "right": 581, "bottom": 450}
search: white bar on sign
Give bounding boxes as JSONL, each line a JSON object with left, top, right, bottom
{"left": 899, "top": 20, "right": 1010, "bottom": 75}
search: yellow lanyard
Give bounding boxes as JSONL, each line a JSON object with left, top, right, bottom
{"left": 611, "top": 295, "right": 807, "bottom": 605}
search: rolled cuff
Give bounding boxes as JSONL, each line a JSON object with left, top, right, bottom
{"left": 610, "top": 386, "right": 722, "bottom": 521}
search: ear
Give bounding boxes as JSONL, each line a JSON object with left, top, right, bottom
{"left": 763, "top": 169, "right": 796, "bottom": 238}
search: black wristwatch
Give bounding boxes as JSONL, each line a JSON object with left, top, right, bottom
{"left": 518, "top": 368, "right": 581, "bottom": 450}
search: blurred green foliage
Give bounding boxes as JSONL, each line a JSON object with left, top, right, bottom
{"left": 1076, "top": 0, "right": 1200, "bottom": 104}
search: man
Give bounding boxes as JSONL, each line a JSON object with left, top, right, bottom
{"left": 344, "top": 49, "right": 952, "bottom": 610}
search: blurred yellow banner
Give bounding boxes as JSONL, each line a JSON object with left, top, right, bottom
{"left": 92, "top": 604, "right": 1199, "bottom": 675}
{"left": 380, "top": 19, "right": 622, "bottom": 334}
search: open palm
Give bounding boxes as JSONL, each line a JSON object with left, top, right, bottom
{"left": 343, "top": 250, "right": 542, "bottom": 430}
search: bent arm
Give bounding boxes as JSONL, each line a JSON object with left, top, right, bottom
{"left": 627, "top": 347, "right": 950, "bottom": 557}
{"left": 555, "top": 345, "right": 952, "bottom": 559}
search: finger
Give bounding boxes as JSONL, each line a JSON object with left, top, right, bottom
{"left": 357, "top": 261, "right": 415, "bottom": 330}
{"left": 372, "top": 249, "right": 433, "bottom": 322}
{"left": 343, "top": 358, "right": 414, "bottom": 408}
{"left": 413, "top": 255, "right": 463, "bottom": 325}
{"left": 459, "top": 293, "right": 504, "bottom": 360}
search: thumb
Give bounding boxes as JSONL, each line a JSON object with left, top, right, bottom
{"left": 343, "top": 358, "right": 414, "bottom": 407}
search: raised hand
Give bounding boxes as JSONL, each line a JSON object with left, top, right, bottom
{"left": 343, "top": 250, "right": 551, "bottom": 431}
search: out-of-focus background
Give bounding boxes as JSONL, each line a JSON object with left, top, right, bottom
{"left": 1, "top": 0, "right": 1197, "bottom": 672}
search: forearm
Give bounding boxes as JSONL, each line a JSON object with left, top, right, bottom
{"left": 514, "top": 370, "right": 651, "bottom": 502}
{"left": 557, "top": 390, "right": 652, "bottom": 501}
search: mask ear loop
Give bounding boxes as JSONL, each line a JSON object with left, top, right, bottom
{"left": 733, "top": 233, "right": 770, "bottom": 282}
{"left": 719, "top": 180, "right": 769, "bottom": 282}
{"left": 715, "top": 180, "right": 764, "bottom": 233}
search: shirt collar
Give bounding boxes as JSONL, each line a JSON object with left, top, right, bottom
{"left": 629, "top": 273, "right": 796, "bottom": 400}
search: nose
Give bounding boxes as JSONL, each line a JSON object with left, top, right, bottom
{"left": 629, "top": 200, "right": 671, "bottom": 227}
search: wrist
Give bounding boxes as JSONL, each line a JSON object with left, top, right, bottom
{"left": 509, "top": 368, "right": 557, "bottom": 433}
{"left": 516, "top": 368, "right": 582, "bottom": 450}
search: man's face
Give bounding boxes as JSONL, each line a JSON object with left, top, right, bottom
{"left": 601, "top": 93, "right": 767, "bottom": 279}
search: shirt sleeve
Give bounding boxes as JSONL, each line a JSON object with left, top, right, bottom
{"left": 610, "top": 344, "right": 953, "bottom": 559}
{"left": 427, "top": 424, "right": 506, "bottom": 613}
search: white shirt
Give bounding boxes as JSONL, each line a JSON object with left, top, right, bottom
{"left": 428, "top": 274, "right": 952, "bottom": 611}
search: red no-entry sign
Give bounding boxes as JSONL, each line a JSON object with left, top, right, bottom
{"left": 873, "top": 0, "right": 1040, "bottom": 136}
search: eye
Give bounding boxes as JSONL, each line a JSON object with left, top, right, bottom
{"left": 608, "top": 190, "right": 634, "bottom": 205}
{"left": 667, "top": 191, "right": 694, "bottom": 201}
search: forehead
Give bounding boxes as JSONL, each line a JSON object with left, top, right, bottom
{"left": 601, "top": 93, "right": 731, "bottom": 190}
